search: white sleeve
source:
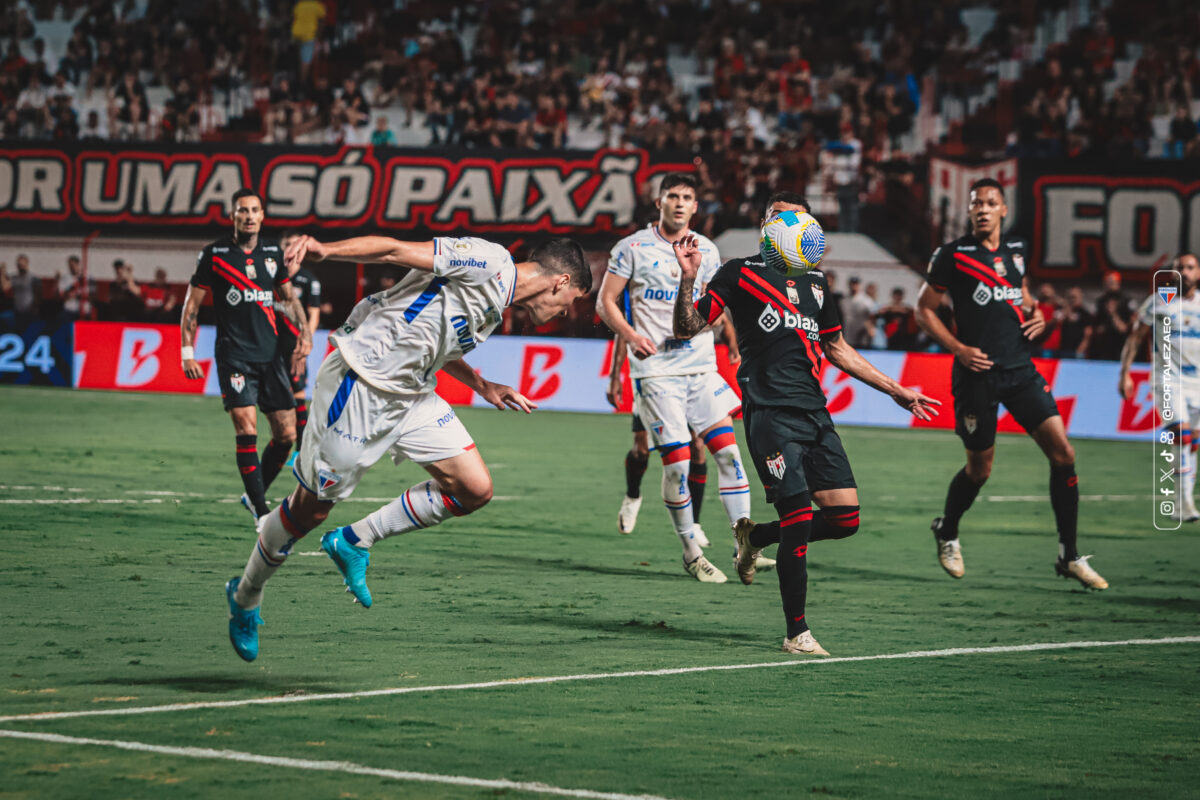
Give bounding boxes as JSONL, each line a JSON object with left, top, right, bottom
{"left": 1136, "top": 294, "right": 1155, "bottom": 327}
{"left": 607, "top": 238, "right": 633, "bottom": 279}
{"left": 432, "top": 237, "right": 509, "bottom": 286}
{"left": 699, "top": 241, "right": 722, "bottom": 286}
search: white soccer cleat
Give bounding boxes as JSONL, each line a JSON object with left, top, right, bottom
{"left": 932, "top": 518, "right": 964, "bottom": 578}
{"left": 753, "top": 553, "right": 776, "bottom": 571}
{"left": 690, "top": 524, "right": 711, "bottom": 548}
{"left": 683, "top": 555, "right": 728, "bottom": 583}
{"left": 617, "top": 495, "right": 643, "bottom": 534}
{"left": 782, "top": 630, "right": 830, "bottom": 656}
{"left": 1055, "top": 555, "right": 1109, "bottom": 590}
{"left": 1184, "top": 498, "right": 1200, "bottom": 523}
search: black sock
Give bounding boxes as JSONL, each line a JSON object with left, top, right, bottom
{"left": 750, "top": 521, "right": 780, "bottom": 548}
{"left": 260, "top": 439, "right": 292, "bottom": 492}
{"left": 625, "top": 450, "right": 648, "bottom": 499}
{"left": 1050, "top": 463, "right": 1079, "bottom": 561}
{"left": 295, "top": 401, "right": 308, "bottom": 451}
{"left": 236, "top": 434, "right": 268, "bottom": 515}
{"left": 941, "top": 467, "right": 983, "bottom": 539}
{"left": 688, "top": 460, "right": 708, "bottom": 523}
{"left": 809, "top": 506, "right": 860, "bottom": 541}
{"left": 775, "top": 492, "right": 813, "bottom": 638}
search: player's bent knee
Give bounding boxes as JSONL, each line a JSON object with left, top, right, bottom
{"left": 965, "top": 462, "right": 992, "bottom": 484}
{"left": 1050, "top": 442, "right": 1075, "bottom": 467}
{"left": 441, "top": 475, "right": 492, "bottom": 513}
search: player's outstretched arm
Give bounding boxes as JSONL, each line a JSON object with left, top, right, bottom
{"left": 823, "top": 331, "right": 941, "bottom": 421}
{"left": 1118, "top": 317, "right": 1151, "bottom": 399}
{"left": 915, "top": 282, "right": 993, "bottom": 372}
{"left": 442, "top": 358, "right": 538, "bottom": 413}
{"left": 276, "top": 282, "right": 313, "bottom": 378}
{"left": 285, "top": 235, "right": 436, "bottom": 272}
{"left": 179, "top": 284, "right": 207, "bottom": 380}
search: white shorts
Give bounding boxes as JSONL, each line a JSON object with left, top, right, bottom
{"left": 633, "top": 371, "right": 740, "bottom": 449}
{"left": 295, "top": 349, "right": 475, "bottom": 502}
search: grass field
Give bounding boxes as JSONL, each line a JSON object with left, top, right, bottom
{"left": 1, "top": 384, "right": 1198, "bottom": 799}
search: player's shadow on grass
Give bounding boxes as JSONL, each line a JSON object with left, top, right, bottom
{"left": 1093, "top": 594, "right": 1200, "bottom": 614}
{"left": 497, "top": 612, "right": 761, "bottom": 643}
{"left": 474, "top": 552, "right": 685, "bottom": 581}
{"left": 813, "top": 562, "right": 942, "bottom": 584}
{"left": 86, "top": 674, "right": 340, "bottom": 694}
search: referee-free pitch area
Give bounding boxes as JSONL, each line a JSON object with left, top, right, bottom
{"left": 1, "top": 385, "right": 1197, "bottom": 799}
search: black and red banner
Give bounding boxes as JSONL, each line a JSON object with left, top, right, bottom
{"left": 1016, "top": 159, "right": 1200, "bottom": 279}
{"left": 0, "top": 142, "right": 690, "bottom": 240}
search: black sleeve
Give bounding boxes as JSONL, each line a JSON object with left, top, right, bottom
{"left": 695, "top": 260, "right": 738, "bottom": 325}
{"left": 190, "top": 246, "right": 213, "bottom": 290}
{"left": 925, "top": 244, "right": 954, "bottom": 291}
{"left": 817, "top": 275, "right": 843, "bottom": 336}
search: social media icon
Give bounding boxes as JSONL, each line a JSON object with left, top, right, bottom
{"left": 1160, "top": 501, "right": 1176, "bottom": 517}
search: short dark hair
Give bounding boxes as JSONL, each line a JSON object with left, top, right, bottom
{"left": 658, "top": 172, "right": 698, "bottom": 196}
{"left": 1173, "top": 252, "right": 1200, "bottom": 268}
{"left": 765, "top": 191, "right": 810, "bottom": 215}
{"left": 230, "top": 188, "right": 263, "bottom": 210}
{"left": 530, "top": 238, "right": 592, "bottom": 292}
{"left": 969, "top": 178, "right": 1005, "bottom": 198}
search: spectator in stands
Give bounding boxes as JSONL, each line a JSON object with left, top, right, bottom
{"left": 4, "top": 255, "right": 40, "bottom": 320}
{"left": 142, "top": 267, "right": 178, "bottom": 323}
{"left": 1167, "top": 106, "right": 1198, "bottom": 158}
{"left": 56, "top": 255, "right": 92, "bottom": 320}
{"left": 841, "top": 276, "right": 877, "bottom": 349}
{"left": 106, "top": 259, "right": 144, "bottom": 322}
{"left": 876, "top": 287, "right": 918, "bottom": 351}
{"left": 533, "top": 94, "right": 567, "bottom": 148}
{"left": 370, "top": 115, "right": 396, "bottom": 146}
{"left": 292, "top": 0, "right": 326, "bottom": 81}
{"left": 80, "top": 109, "right": 107, "bottom": 140}
{"left": 1058, "top": 286, "right": 1093, "bottom": 359}
{"left": 111, "top": 71, "right": 149, "bottom": 140}
{"left": 1089, "top": 293, "right": 1131, "bottom": 361}
{"left": 339, "top": 77, "right": 370, "bottom": 128}
{"left": 1035, "top": 283, "right": 1063, "bottom": 357}
{"left": 823, "top": 124, "right": 863, "bottom": 232}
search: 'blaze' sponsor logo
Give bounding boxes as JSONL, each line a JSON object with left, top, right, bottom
{"left": 758, "top": 305, "right": 819, "bottom": 339}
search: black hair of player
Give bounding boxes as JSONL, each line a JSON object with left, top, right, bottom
{"left": 530, "top": 238, "right": 593, "bottom": 292}
{"left": 230, "top": 187, "right": 263, "bottom": 210}
{"left": 765, "top": 191, "right": 810, "bottom": 214}
{"left": 1173, "top": 252, "right": 1200, "bottom": 268}
{"left": 969, "top": 178, "right": 1005, "bottom": 199}
{"left": 658, "top": 172, "right": 698, "bottom": 196}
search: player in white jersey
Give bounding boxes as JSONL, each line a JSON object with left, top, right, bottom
{"left": 1120, "top": 253, "right": 1200, "bottom": 520}
{"left": 597, "top": 172, "right": 760, "bottom": 583}
{"left": 223, "top": 235, "right": 591, "bottom": 661}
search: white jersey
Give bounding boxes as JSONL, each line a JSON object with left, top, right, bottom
{"left": 1137, "top": 290, "right": 1200, "bottom": 391}
{"left": 331, "top": 237, "right": 516, "bottom": 395}
{"left": 608, "top": 224, "right": 722, "bottom": 378}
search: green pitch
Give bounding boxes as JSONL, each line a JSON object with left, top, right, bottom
{"left": 1, "top": 385, "right": 1197, "bottom": 799}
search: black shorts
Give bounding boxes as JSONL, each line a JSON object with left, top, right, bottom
{"left": 743, "top": 403, "right": 856, "bottom": 504}
{"left": 632, "top": 413, "right": 645, "bottom": 433}
{"left": 217, "top": 355, "right": 295, "bottom": 413}
{"left": 951, "top": 362, "right": 1060, "bottom": 451}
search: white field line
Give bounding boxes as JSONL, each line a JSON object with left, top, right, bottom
{"left": 2, "top": 636, "right": 1197, "bottom": 725}
{"left": 0, "top": 729, "right": 673, "bottom": 800}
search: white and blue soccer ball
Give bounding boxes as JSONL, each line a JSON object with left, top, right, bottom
{"left": 760, "top": 210, "right": 825, "bottom": 274}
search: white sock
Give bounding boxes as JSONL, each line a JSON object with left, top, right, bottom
{"left": 351, "top": 479, "right": 465, "bottom": 548}
{"left": 234, "top": 501, "right": 305, "bottom": 610}
{"left": 710, "top": 442, "right": 751, "bottom": 531}
{"left": 662, "top": 458, "right": 702, "bottom": 561}
{"left": 1184, "top": 442, "right": 1197, "bottom": 511}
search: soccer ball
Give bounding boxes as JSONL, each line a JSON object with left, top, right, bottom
{"left": 760, "top": 211, "right": 825, "bottom": 274}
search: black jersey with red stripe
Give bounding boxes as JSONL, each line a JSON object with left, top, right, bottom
{"left": 926, "top": 234, "right": 1030, "bottom": 370}
{"left": 190, "top": 236, "right": 290, "bottom": 362}
{"left": 696, "top": 254, "right": 842, "bottom": 410}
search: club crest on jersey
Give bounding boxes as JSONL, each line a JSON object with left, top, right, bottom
{"left": 1011, "top": 253, "right": 1025, "bottom": 274}
{"left": 811, "top": 285, "right": 824, "bottom": 308}
{"left": 245, "top": 263, "right": 257, "bottom": 279}
{"left": 226, "top": 286, "right": 243, "bottom": 306}
{"left": 993, "top": 257, "right": 1006, "bottom": 278}
{"left": 787, "top": 285, "right": 801, "bottom": 304}
{"left": 318, "top": 469, "right": 340, "bottom": 490}
{"left": 963, "top": 414, "right": 977, "bottom": 434}
{"left": 264, "top": 257, "right": 278, "bottom": 278}
{"left": 230, "top": 373, "right": 245, "bottom": 393}
{"left": 766, "top": 452, "right": 786, "bottom": 480}
{"left": 647, "top": 420, "right": 665, "bottom": 440}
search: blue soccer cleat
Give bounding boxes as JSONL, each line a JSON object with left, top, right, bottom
{"left": 225, "top": 577, "right": 263, "bottom": 662}
{"left": 321, "top": 527, "right": 372, "bottom": 608}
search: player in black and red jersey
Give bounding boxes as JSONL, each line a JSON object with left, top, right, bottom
{"left": 916, "top": 178, "right": 1107, "bottom": 590}
{"left": 672, "top": 192, "right": 940, "bottom": 656}
{"left": 276, "top": 230, "right": 323, "bottom": 464}
{"left": 180, "top": 189, "right": 312, "bottom": 521}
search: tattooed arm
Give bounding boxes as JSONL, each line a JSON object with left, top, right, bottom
{"left": 276, "top": 281, "right": 312, "bottom": 379}
{"left": 180, "top": 284, "right": 207, "bottom": 379}
{"left": 671, "top": 236, "right": 709, "bottom": 338}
